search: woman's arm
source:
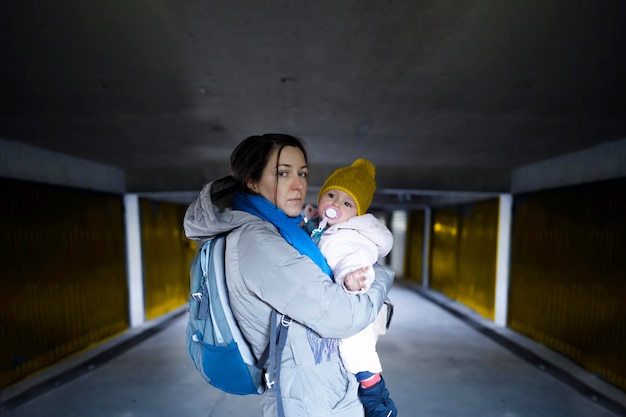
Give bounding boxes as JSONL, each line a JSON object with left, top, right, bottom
{"left": 237, "top": 222, "right": 394, "bottom": 339}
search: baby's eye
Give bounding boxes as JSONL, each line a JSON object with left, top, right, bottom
{"left": 328, "top": 192, "right": 335, "bottom": 199}
{"left": 344, "top": 201, "right": 352, "bottom": 208}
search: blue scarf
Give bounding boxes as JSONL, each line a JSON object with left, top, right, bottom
{"left": 233, "top": 192, "right": 340, "bottom": 363}
{"left": 233, "top": 193, "right": 333, "bottom": 277}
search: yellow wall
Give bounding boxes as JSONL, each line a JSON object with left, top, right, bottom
{"left": 403, "top": 210, "right": 425, "bottom": 284}
{"left": 0, "top": 178, "right": 128, "bottom": 389}
{"left": 140, "top": 199, "right": 196, "bottom": 320}
{"left": 429, "top": 199, "right": 499, "bottom": 320}
{"left": 508, "top": 179, "right": 626, "bottom": 391}
{"left": 429, "top": 207, "right": 461, "bottom": 298}
{"left": 0, "top": 181, "right": 197, "bottom": 389}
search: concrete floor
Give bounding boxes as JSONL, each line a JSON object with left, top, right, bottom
{"left": 2, "top": 284, "right": 625, "bottom": 417}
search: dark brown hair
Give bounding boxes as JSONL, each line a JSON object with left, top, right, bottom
{"left": 230, "top": 133, "right": 309, "bottom": 194}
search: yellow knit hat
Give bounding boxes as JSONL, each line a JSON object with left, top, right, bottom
{"left": 318, "top": 158, "right": 376, "bottom": 216}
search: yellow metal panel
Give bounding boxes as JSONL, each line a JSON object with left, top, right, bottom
{"left": 140, "top": 199, "right": 196, "bottom": 320}
{"left": 508, "top": 179, "right": 626, "bottom": 391}
{"left": 430, "top": 200, "right": 499, "bottom": 320}
{"left": 0, "top": 178, "right": 128, "bottom": 389}
{"left": 456, "top": 199, "right": 498, "bottom": 320}
{"left": 430, "top": 208, "right": 460, "bottom": 298}
{"left": 403, "top": 210, "right": 425, "bottom": 283}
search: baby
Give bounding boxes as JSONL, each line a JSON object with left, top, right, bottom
{"left": 304, "top": 158, "right": 397, "bottom": 417}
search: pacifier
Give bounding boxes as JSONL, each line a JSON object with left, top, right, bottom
{"left": 316, "top": 206, "right": 340, "bottom": 230}
{"left": 324, "top": 207, "right": 338, "bottom": 219}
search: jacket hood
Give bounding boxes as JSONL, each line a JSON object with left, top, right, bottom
{"left": 183, "top": 175, "right": 253, "bottom": 241}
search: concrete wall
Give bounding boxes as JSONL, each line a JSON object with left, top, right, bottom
{"left": 4, "top": 135, "right": 626, "bottom": 202}
{"left": 511, "top": 138, "right": 626, "bottom": 194}
{"left": 0, "top": 138, "right": 125, "bottom": 194}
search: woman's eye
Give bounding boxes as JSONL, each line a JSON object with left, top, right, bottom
{"left": 278, "top": 171, "right": 288, "bottom": 177}
{"left": 299, "top": 171, "right": 308, "bottom": 178}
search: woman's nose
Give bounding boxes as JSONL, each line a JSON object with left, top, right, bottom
{"left": 292, "top": 177, "right": 305, "bottom": 190}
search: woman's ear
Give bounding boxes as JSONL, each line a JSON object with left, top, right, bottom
{"left": 246, "top": 178, "right": 257, "bottom": 193}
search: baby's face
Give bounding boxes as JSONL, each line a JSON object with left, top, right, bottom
{"left": 317, "top": 189, "right": 358, "bottom": 226}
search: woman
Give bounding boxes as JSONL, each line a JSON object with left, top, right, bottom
{"left": 184, "top": 133, "right": 394, "bottom": 417}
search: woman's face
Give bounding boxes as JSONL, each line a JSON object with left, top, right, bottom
{"left": 247, "top": 146, "right": 309, "bottom": 217}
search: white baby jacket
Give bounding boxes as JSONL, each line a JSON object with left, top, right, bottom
{"left": 318, "top": 213, "right": 394, "bottom": 293}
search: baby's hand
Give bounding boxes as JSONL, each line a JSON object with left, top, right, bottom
{"left": 343, "top": 266, "right": 370, "bottom": 292}
{"left": 303, "top": 203, "right": 318, "bottom": 220}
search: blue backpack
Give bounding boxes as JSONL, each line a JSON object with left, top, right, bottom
{"left": 186, "top": 234, "right": 290, "bottom": 399}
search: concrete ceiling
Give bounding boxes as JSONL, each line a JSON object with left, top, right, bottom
{"left": 1, "top": 0, "right": 625, "bottom": 208}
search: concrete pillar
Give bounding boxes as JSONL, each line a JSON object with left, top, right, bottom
{"left": 124, "top": 194, "right": 145, "bottom": 327}
{"left": 389, "top": 210, "right": 407, "bottom": 279}
{"left": 494, "top": 194, "right": 513, "bottom": 327}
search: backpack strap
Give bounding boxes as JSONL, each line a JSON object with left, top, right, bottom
{"left": 256, "top": 342, "right": 270, "bottom": 370}
{"left": 265, "top": 309, "right": 291, "bottom": 417}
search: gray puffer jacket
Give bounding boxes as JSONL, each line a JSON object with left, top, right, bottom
{"left": 184, "top": 177, "right": 395, "bottom": 417}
